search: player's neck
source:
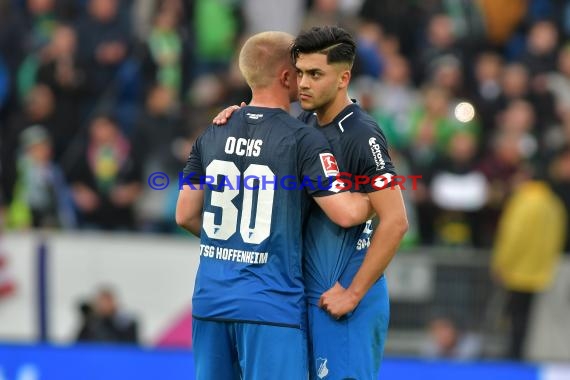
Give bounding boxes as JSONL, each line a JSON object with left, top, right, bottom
{"left": 249, "top": 89, "right": 290, "bottom": 112}
{"left": 316, "top": 94, "right": 352, "bottom": 126}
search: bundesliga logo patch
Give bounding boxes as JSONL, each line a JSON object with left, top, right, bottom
{"left": 319, "top": 153, "right": 339, "bottom": 177}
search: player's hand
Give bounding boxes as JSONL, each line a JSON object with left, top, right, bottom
{"left": 319, "top": 282, "right": 360, "bottom": 319}
{"left": 212, "top": 102, "right": 246, "bottom": 125}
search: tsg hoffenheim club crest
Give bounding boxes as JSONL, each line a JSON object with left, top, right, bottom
{"left": 316, "top": 357, "right": 329, "bottom": 379}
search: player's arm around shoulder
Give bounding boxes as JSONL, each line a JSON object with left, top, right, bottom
{"left": 212, "top": 102, "right": 247, "bottom": 125}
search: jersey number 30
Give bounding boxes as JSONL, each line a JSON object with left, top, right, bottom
{"left": 203, "top": 160, "right": 274, "bottom": 244}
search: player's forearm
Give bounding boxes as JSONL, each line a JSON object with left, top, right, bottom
{"left": 347, "top": 192, "right": 373, "bottom": 225}
{"left": 346, "top": 216, "right": 408, "bottom": 301}
{"left": 175, "top": 204, "right": 203, "bottom": 237}
{"left": 177, "top": 215, "right": 202, "bottom": 237}
{"left": 175, "top": 187, "right": 204, "bottom": 237}
{"left": 332, "top": 192, "right": 371, "bottom": 227}
{"left": 187, "top": 218, "right": 202, "bottom": 237}
{"left": 314, "top": 192, "right": 369, "bottom": 228}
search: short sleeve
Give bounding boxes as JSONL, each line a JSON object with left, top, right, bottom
{"left": 349, "top": 122, "right": 397, "bottom": 193}
{"left": 296, "top": 127, "right": 344, "bottom": 197}
{"left": 182, "top": 135, "right": 205, "bottom": 184}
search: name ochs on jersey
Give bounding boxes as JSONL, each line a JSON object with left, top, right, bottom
{"left": 224, "top": 136, "right": 263, "bottom": 157}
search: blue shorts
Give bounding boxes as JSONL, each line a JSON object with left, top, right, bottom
{"left": 192, "top": 318, "right": 307, "bottom": 380}
{"left": 308, "top": 276, "right": 390, "bottom": 380}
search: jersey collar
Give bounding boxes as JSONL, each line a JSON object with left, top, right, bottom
{"left": 316, "top": 101, "right": 359, "bottom": 132}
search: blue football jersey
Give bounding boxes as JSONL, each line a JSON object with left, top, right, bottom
{"left": 299, "top": 103, "right": 397, "bottom": 305}
{"left": 183, "top": 106, "right": 339, "bottom": 328}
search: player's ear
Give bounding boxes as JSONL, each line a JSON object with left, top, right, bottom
{"left": 338, "top": 69, "right": 351, "bottom": 90}
{"left": 281, "top": 69, "right": 291, "bottom": 89}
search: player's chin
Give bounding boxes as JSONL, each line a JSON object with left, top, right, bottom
{"left": 298, "top": 98, "right": 316, "bottom": 111}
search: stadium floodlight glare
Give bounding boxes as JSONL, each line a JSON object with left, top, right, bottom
{"left": 454, "top": 101, "right": 476, "bottom": 123}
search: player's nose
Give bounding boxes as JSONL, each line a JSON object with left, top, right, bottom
{"left": 298, "top": 75, "right": 310, "bottom": 89}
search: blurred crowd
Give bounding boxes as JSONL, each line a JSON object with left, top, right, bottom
{"left": 0, "top": 0, "right": 569, "bottom": 250}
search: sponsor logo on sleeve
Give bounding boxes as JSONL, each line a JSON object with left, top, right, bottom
{"left": 368, "top": 137, "right": 386, "bottom": 170}
{"left": 319, "top": 153, "right": 340, "bottom": 177}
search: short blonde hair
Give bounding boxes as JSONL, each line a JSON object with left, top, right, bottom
{"left": 238, "top": 31, "right": 294, "bottom": 89}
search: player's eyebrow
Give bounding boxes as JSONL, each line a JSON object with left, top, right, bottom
{"left": 297, "top": 67, "right": 325, "bottom": 75}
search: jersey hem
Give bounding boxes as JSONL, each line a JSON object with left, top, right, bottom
{"left": 192, "top": 315, "right": 301, "bottom": 329}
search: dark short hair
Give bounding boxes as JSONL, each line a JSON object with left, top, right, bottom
{"left": 291, "top": 26, "right": 356, "bottom": 66}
